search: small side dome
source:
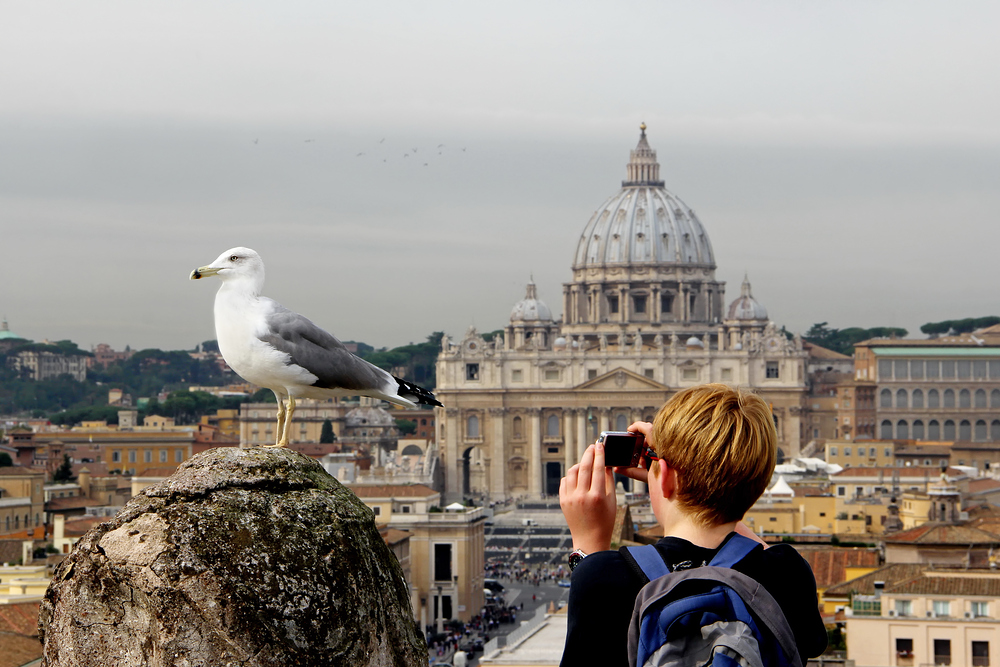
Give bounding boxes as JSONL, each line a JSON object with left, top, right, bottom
{"left": 510, "top": 280, "right": 553, "bottom": 322}
{"left": 553, "top": 336, "right": 568, "bottom": 350}
{"left": 685, "top": 337, "right": 704, "bottom": 349}
{"left": 346, "top": 406, "right": 395, "bottom": 427}
{"left": 727, "top": 274, "right": 768, "bottom": 321}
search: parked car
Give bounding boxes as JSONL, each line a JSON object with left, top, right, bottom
{"left": 557, "top": 579, "right": 571, "bottom": 588}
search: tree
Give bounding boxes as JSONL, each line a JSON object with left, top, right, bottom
{"left": 395, "top": 419, "right": 417, "bottom": 436}
{"left": 0, "top": 452, "right": 12, "bottom": 467}
{"left": 52, "top": 454, "right": 75, "bottom": 483}
{"left": 320, "top": 419, "right": 336, "bottom": 443}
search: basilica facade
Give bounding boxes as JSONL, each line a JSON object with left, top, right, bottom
{"left": 435, "top": 126, "right": 808, "bottom": 502}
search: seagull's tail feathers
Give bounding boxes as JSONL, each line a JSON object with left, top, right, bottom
{"left": 392, "top": 375, "right": 444, "bottom": 408}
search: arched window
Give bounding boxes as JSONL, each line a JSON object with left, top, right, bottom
{"left": 992, "top": 420, "right": 1000, "bottom": 441}
{"left": 975, "top": 389, "right": 987, "bottom": 408}
{"left": 960, "top": 389, "right": 971, "bottom": 408}
{"left": 513, "top": 416, "right": 523, "bottom": 439}
{"left": 896, "top": 420, "right": 909, "bottom": 439}
{"left": 992, "top": 389, "right": 1000, "bottom": 408}
{"left": 4, "top": 516, "right": 9, "bottom": 532}
{"left": 615, "top": 414, "right": 628, "bottom": 431}
{"left": 913, "top": 420, "right": 925, "bottom": 439}
{"left": 943, "top": 389, "right": 955, "bottom": 408}
{"left": 546, "top": 414, "right": 560, "bottom": 437}
{"left": 928, "top": 420, "right": 941, "bottom": 440}
{"left": 943, "top": 420, "right": 956, "bottom": 440}
{"left": 880, "top": 389, "right": 892, "bottom": 408}
{"left": 912, "top": 389, "right": 924, "bottom": 409}
{"left": 975, "top": 420, "right": 988, "bottom": 441}
{"left": 960, "top": 420, "right": 972, "bottom": 441}
{"left": 13, "top": 515, "right": 19, "bottom": 529}
{"left": 880, "top": 420, "right": 893, "bottom": 439}
{"left": 896, "top": 389, "right": 908, "bottom": 408}
{"left": 928, "top": 389, "right": 940, "bottom": 408}
{"left": 467, "top": 415, "right": 480, "bottom": 438}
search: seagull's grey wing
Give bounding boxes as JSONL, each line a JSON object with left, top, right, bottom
{"left": 258, "top": 302, "right": 391, "bottom": 392}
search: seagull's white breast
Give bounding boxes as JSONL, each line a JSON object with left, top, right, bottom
{"left": 213, "top": 287, "right": 318, "bottom": 393}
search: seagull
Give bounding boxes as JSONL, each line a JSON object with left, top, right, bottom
{"left": 190, "top": 247, "right": 442, "bottom": 447}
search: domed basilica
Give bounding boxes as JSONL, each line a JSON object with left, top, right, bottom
{"left": 435, "top": 126, "right": 807, "bottom": 501}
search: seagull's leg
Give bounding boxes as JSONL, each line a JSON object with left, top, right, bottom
{"left": 275, "top": 396, "right": 296, "bottom": 448}
{"left": 270, "top": 393, "right": 286, "bottom": 447}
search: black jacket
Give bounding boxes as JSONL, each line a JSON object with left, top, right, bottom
{"left": 560, "top": 534, "right": 827, "bottom": 666}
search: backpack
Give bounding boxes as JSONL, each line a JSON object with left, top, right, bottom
{"left": 620, "top": 534, "right": 802, "bottom": 667}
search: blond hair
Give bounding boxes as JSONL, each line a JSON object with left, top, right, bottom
{"left": 650, "top": 384, "right": 776, "bottom": 526}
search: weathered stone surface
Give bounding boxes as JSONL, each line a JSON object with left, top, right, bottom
{"left": 39, "top": 447, "right": 426, "bottom": 666}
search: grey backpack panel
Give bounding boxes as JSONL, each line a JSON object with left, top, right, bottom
{"left": 627, "top": 566, "right": 802, "bottom": 667}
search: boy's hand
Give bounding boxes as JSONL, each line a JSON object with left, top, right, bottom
{"left": 559, "top": 441, "right": 616, "bottom": 554}
{"left": 612, "top": 421, "right": 653, "bottom": 484}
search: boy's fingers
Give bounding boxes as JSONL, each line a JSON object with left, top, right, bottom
{"left": 591, "top": 441, "right": 608, "bottom": 489}
{"left": 577, "top": 444, "right": 595, "bottom": 492}
{"left": 564, "top": 463, "right": 579, "bottom": 491}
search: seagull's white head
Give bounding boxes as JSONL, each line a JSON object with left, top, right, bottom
{"left": 190, "top": 247, "right": 265, "bottom": 294}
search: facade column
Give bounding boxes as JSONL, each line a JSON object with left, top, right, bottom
{"left": 563, "top": 410, "right": 576, "bottom": 472}
{"left": 489, "top": 408, "right": 506, "bottom": 501}
{"left": 576, "top": 408, "right": 589, "bottom": 461}
{"left": 444, "top": 408, "right": 461, "bottom": 501}
{"left": 599, "top": 408, "right": 611, "bottom": 435}
{"left": 651, "top": 286, "right": 661, "bottom": 321}
{"left": 528, "top": 408, "right": 542, "bottom": 499}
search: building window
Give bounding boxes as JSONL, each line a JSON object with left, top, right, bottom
{"left": 765, "top": 362, "right": 779, "bottom": 379}
{"left": 929, "top": 389, "right": 940, "bottom": 408}
{"left": 830, "top": 446, "right": 838, "bottom": 457}
{"left": 175, "top": 450, "right": 183, "bottom": 463}
{"left": 633, "top": 295, "right": 647, "bottom": 314}
{"left": 112, "top": 451, "right": 121, "bottom": 463}
{"left": 512, "top": 416, "right": 523, "bottom": 439}
{"left": 660, "top": 293, "right": 674, "bottom": 316}
{"left": 913, "top": 420, "right": 924, "bottom": 439}
{"left": 895, "top": 600, "right": 912, "bottom": 616}
{"left": 372, "top": 506, "right": 381, "bottom": 516}
{"left": 607, "top": 294, "right": 619, "bottom": 315}
{"left": 933, "top": 600, "right": 951, "bottom": 617}
{"left": 838, "top": 486, "right": 845, "bottom": 496}
{"left": 644, "top": 368, "right": 654, "bottom": 379}
{"left": 546, "top": 414, "right": 560, "bottom": 437}
{"left": 129, "top": 450, "right": 137, "bottom": 463}
{"left": 721, "top": 367, "right": 733, "bottom": 381}
{"left": 934, "top": 638, "right": 951, "bottom": 665}
{"left": 972, "top": 601, "right": 989, "bottom": 617}
{"left": 144, "top": 450, "right": 152, "bottom": 463}
{"left": 682, "top": 368, "right": 698, "bottom": 381}
{"left": 401, "top": 504, "right": 411, "bottom": 514}
{"left": 881, "top": 388, "right": 892, "bottom": 408}
{"left": 845, "top": 446, "right": 852, "bottom": 456}
{"left": 543, "top": 369, "right": 560, "bottom": 381}
{"left": 972, "top": 641, "right": 989, "bottom": 667}
{"left": 466, "top": 363, "right": 480, "bottom": 381}
{"left": 434, "top": 543, "right": 453, "bottom": 581}
{"left": 467, "top": 415, "right": 480, "bottom": 438}
{"left": 896, "top": 638, "right": 913, "bottom": 659}
{"left": 588, "top": 369, "right": 597, "bottom": 380}
{"left": 159, "top": 449, "right": 167, "bottom": 463}
{"left": 944, "top": 389, "right": 955, "bottom": 408}
{"left": 512, "top": 369, "right": 523, "bottom": 382}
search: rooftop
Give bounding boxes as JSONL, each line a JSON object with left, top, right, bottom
{"left": 883, "top": 522, "right": 1000, "bottom": 545}
{"left": 348, "top": 484, "right": 438, "bottom": 498}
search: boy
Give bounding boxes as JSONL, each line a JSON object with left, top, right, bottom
{"left": 559, "top": 384, "right": 827, "bottom": 666}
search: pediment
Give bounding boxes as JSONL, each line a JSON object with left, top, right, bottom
{"left": 576, "top": 367, "right": 667, "bottom": 391}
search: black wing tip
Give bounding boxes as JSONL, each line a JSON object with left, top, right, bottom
{"left": 393, "top": 375, "right": 443, "bottom": 408}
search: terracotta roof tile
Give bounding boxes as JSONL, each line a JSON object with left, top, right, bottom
{"left": 0, "top": 632, "right": 43, "bottom": 667}
{"left": 890, "top": 574, "right": 1000, "bottom": 597}
{"left": 0, "top": 601, "right": 39, "bottom": 636}
{"left": 794, "top": 546, "right": 881, "bottom": 588}
{"left": 883, "top": 522, "right": 1000, "bottom": 545}
{"left": 824, "top": 563, "right": 926, "bottom": 597}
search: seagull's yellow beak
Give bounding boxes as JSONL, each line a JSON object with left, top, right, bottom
{"left": 190, "top": 265, "right": 221, "bottom": 280}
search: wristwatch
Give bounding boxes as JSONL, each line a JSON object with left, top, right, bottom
{"left": 568, "top": 548, "right": 588, "bottom": 572}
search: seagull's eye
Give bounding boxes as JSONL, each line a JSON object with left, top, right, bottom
{"left": 230, "top": 255, "right": 239, "bottom": 262}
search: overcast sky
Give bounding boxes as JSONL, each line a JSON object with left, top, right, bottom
{"left": 2, "top": 1, "right": 999, "bottom": 352}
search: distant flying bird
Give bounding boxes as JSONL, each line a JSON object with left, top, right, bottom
{"left": 190, "top": 248, "right": 442, "bottom": 448}
{"left": 379, "top": 137, "right": 385, "bottom": 143}
{"left": 253, "top": 138, "right": 259, "bottom": 145}
{"left": 356, "top": 152, "right": 365, "bottom": 157}
{"left": 305, "top": 139, "right": 316, "bottom": 143}
{"left": 437, "top": 144, "right": 444, "bottom": 148}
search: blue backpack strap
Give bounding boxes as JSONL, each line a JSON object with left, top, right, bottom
{"left": 620, "top": 545, "right": 671, "bottom": 583}
{"left": 708, "top": 533, "right": 762, "bottom": 568}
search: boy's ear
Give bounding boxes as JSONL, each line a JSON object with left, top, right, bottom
{"left": 655, "top": 461, "right": 677, "bottom": 501}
